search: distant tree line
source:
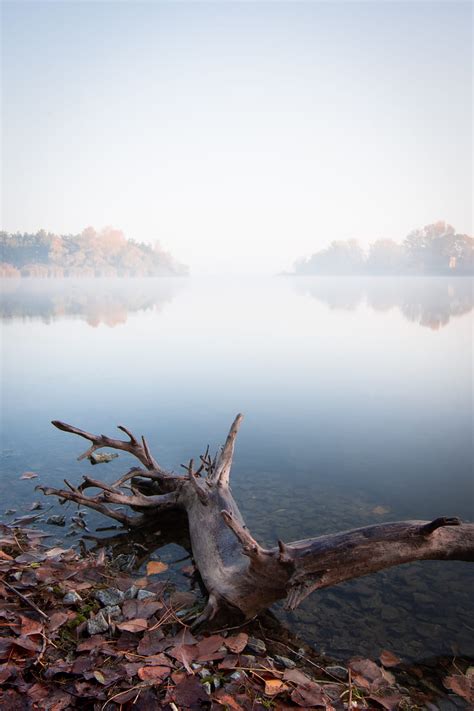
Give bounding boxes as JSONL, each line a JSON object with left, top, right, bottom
{"left": 293, "top": 222, "right": 473, "bottom": 276}
{"left": 0, "top": 227, "right": 188, "bottom": 277}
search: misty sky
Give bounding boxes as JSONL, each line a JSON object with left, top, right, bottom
{"left": 1, "top": 1, "right": 472, "bottom": 275}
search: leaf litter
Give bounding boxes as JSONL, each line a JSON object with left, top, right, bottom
{"left": 0, "top": 521, "right": 472, "bottom": 710}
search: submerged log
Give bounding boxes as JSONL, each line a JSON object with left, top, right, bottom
{"left": 38, "top": 415, "right": 474, "bottom": 624}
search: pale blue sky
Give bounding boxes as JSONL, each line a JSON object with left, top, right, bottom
{"left": 1, "top": 1, "right": 472, "bottom": 274}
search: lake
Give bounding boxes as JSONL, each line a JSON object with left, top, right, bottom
{"left": 1, "top": 275, "right": 473, "bottom": 662}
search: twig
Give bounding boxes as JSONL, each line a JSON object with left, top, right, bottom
{"left": 3, "top": 579, "right": 49, "bottom": 620}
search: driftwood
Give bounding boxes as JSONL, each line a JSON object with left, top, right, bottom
{"left": 39, "top": 415, "right": 474, "bottom": 624}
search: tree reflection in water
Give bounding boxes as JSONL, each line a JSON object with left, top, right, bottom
{"left": 0, "top": 278, "right": 184, "bottom": 327}
{"left": 292, "top": 276, "right": 473, "bottom": 330}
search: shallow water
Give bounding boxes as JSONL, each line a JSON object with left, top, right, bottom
{"left": 1, "top": 275, "right": 473, "bottom": 661}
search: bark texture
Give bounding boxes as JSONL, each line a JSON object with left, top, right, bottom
{"left": 39, "top": 415, "right": 474, "bottom": 623}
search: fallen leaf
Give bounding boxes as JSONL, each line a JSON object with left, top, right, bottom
{"left": 0, "top": 551, "right": 13, "bottom": 561}
{"left": 137, "top": 665, "right": 171, "bottom": 682}
{"left": 146, "top": 560, "right": 168, "bottom": 575}
{"left": 116, "top": 618, "right": 148, "bottom": 633}
{"left": 264, "top": 679, "right": 289, "bottom": 696}
{"left": 196, "top": 634, "right": 225, "bottom": 659}
{"left": 93, "top": 670, "right": 106, "bottom": 684}
{"left": 226, "top": 632, "right": 248, "bottom": 654}
{"left": 20, "top": 471, "right": 38, "bottom": 480}
{"left": 168, "top": 644, "right": 197, "bottom": 673}
{"left": 443, "top": 674, "right": 473, "bottom": 702}
{"left": 122, "top": 598, "right": 163, "bottom": 620}
{"left": 137, "top": 630, "right": 167, "bottom": 656}
{"left": 349, "top": 657, "right": 386, "bottom": 689}
{"left": 368, "top": 693, "right": 403, "bottom": 710}
{"left": 173, "top": 675, "right": 209, "bottom": 706}
{"left": 380, "top": 650, "right": 401, "bottom": 668}
{"left": 215, "top": 693, "right": 245, "bottom": 711}
{"left": 108, "top": 688, "right": 138, "bottom": 704}
{"left": 19, "top": 615, "right": 43, "bottom": 636}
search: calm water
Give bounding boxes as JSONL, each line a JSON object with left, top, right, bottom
{"left": 1, "top": 276, "right": 473, "bottom": 661}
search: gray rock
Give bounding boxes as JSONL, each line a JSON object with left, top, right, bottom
{"left": 230, "top": 671, "right": 243, "bottom": 681}
{"left": 274, "top": 655, "right": 296, "bottom": 669}
{"left": 136, "top": 589, "right": 155, "bottom": 601}
{"left": 202, "top": 682, "right": 212, "bottom": 695}
{"left": 198, "top": 668, "right": 211, "bottom": 678}
{"left": 94, "top": 587, "right": 125, "bottom": 607}
{"left": 325, "top": 665, "right": 349, "bottom": 681}
{"left": 63, "top": 591, "right": 82, "bottom": 604}
{"left": 124, "top": 585, "right": 138, "bottom": 599}
{"left": 240, "top": 654, "right": 256, "bottom": 665}
{"left": 245, "top": 637, "right": 266, "bottom": 655}
{"left": 87, "top": 612, "right": 109, "bottom": 635}
{"left": 102, "top": 604, "right": 122, "bottom": 619}
{"left": 47, "top": 515, "right": 66, "bottom": 526}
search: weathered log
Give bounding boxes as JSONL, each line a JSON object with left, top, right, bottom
{"left": 38, "top": 415, "right": 474, "bottom": 623}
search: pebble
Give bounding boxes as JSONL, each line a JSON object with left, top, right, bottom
{"left": 274, "top": 655, "right": 296, "bottom": 669}
{"left": 245, "top": 637, "right": 266, "bottom": 655}
{"left": 87, "top": 612, "right": 109, "bottom": 635}
{"left": 325, "top": 665, "right": 349, "bottom": 680}
{"left": 124, "top": 585, "right": 138, "bottom": 599}
{"left": 136, "top": 589, "right": 155, "bottom": 600}
{"left": 95, "top": 587, "right": 125, "bottom": 607}
{"left": 230, "top": 671, "right": 243, "bottom": 681}
{"left": 202, "top": 682, "right": 212, "bottom": 695}
{"left": 198, "top": 668, "right": 211, "bottom": 678}
{"left": 63, "top": 591, "right": 82, "bottom": 604}
{"left": 102, "top": 605, "right": 122, "bottom": 619}
{"left": 47, "top": 515, "right": 66, "bottom": 527}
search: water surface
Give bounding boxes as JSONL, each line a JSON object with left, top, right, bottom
{"left": 1, "top": 276, "right": 473, "bottom": 661}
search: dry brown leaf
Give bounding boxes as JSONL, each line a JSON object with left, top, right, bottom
{"left": 146, "top": 560, "right": 168, "bottom": 575}
{"left": 215, "top": 693, "right": 245, "bottom": 711}
{"left": 137, "top": 665, "right": 171, "bottom": 682}
{"left": 368, "top": 694, "right": 403, "bottom": 710}
{"left": 264, "top": 679, "right": 289, "bottom": 696}
{"left": 19, "top": 615, "right": 43, "bottom": 636}
{"left": 380, "top": 649, "right": 401, "bottom": 668}
{"left": 116, "top": 618, "right": 148, "bottom": 633}
{"left": 226, "top": 632, "right": 248, "bottom": 654}
{"left": 0, "top": 550, "right": 13, "bottom": 561}
{"left": 196, "top": 634, "right": 225, "bottom": 659}
{"left": 443, "top": 674, "right": 473, "bottom": 702}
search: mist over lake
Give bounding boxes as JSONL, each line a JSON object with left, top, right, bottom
{"left": 1, "top": 275, "right": 473, "bottom": 661}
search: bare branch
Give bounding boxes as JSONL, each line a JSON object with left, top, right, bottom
{"left": 281, "top": 519, "right": 474, "bottom": 609}
{"left": 37, "top": 485, "right": 144, "bottom": 527}
{"left": 51, "top": 420, "right": 166, "bottom": 471}
{"left": 221, "top": 510, "right": 265, "bottom": 558}
{"left": 207, "top": 414, "right": 243, "bottom": 487}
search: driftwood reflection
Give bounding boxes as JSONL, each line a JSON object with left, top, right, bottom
{"left": 0, "top": 278, "right": 184, "bottom": 327}
{"left": 292, "top": 276, "right": 473, "bottom": 330}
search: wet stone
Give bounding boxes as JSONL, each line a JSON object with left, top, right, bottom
{"left": 63, "top": 591, "right": 82, "bottom": 604}
{"left": 325, "top": 665, "right": 349, "bottom": 680}
{"left": 95, "top": 587, "right": 125, "bottom": 607}
{"left": 87, "top": 611, "right": 109, "bottom": 636}
{"left": 245, "top": 637, "right": 266, "bottom": 655}
{"left": 136, "top": 589, "right": 155, "bottom": 601}
{"left": 102, "top": 605, "right": 122, "bottom": 619}
{"left": 47, "top": 515, "right": 66, "bottom": 527}
{"left": 274, "top": 655, "right": 296, "bottom": 669}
